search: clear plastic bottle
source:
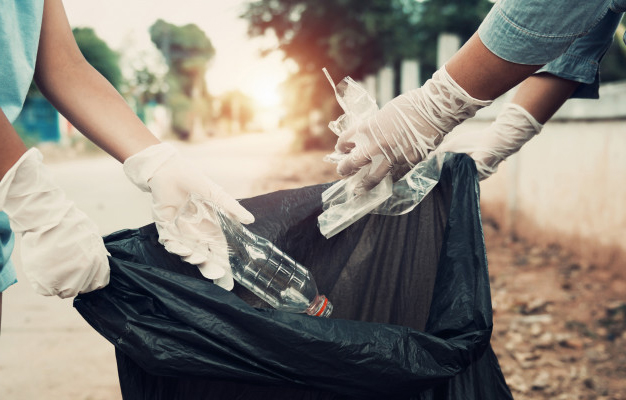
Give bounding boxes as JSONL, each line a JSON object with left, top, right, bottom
{"left": 174, "top": 194, "right": 332, "bottom": 317}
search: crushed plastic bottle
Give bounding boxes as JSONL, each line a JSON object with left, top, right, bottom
{"left": 318, "top": 68, "right": 446, "bottom": 238}
{"left": 174, "top": 194, "right": 332, "bottom": 317}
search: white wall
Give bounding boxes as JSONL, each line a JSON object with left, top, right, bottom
{"left": 452, "top": 114, "right": 626, "bottom": 265}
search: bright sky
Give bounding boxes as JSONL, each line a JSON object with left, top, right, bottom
{"left": 62, "top": 0, "right": 292, "bottom": 106}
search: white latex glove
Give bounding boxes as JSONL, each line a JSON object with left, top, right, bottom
{"left": 0, "top": 148, "right": 110, "bottom": 298}
{"left": 436, "top": 103, "right": 543, "bottom": 180}
{"left": 123, "top": 143, "right": 254, "bottom": 290}
{"left": 333, "top": 65, "right": 492, "bottom": 193}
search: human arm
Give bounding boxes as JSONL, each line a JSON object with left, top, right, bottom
{"left": 33, "top": 0, "right": 159, "bottom": 161}
{"left": 33, "top": 0, "right": 252, "bottom": 289}
{"left": 334, "top": 0, "right": 614, "bottom": 191}
{"left": 334, "top": 34, "right": 542, "bottom": 192}
{"left": 0, "top": 114, "right": 28, "bottom": 177}
{"left": 0, "top": 109, "right": 109, "bottom": 298}
{"left": 436, "top": 73, "right": 580, "bottom": 180}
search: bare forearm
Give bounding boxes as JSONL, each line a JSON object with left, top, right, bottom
{"left": 511, "top": 73, "right": 580, "bottom": 124}
{"left": 446, "top": 33, "right": 543, "bottom": 101}
{"left": 0, "top": 110, "right": 28, "bottom": 179}
{"left": 35, "top": 60, "right": 159, "bottom": 162}
{"left": 34, "top": 0, "right": 159, "bottom": 162}
{"left": 445, "top": 34, "right": 579, "bottom": 123}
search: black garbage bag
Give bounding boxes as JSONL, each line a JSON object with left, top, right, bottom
{"left": 74, "top": 154, "right": 513, "bottom": 400}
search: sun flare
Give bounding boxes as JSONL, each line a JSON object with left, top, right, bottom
{"left": 248, "top": 79, "right": 282, "bottom": 108}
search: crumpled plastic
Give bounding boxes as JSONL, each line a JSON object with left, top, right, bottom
{"left": 318, "top": 69, "right": 446, "bottom": 238}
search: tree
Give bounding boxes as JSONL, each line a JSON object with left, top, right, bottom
{"left": 217, "top": 90, "right": 255, "bottom": 134}
{"left": 149, "top": 19, "right": 216, "bottom": 139}
{"left": 241, "top": 0, "right": 491, "bottom": 150}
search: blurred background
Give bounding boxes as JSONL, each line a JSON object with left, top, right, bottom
{"left": 1, "top": 1, "right": 625, "bottom": 399}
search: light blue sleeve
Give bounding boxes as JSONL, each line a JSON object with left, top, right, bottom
{"left": 0, "top": 212, "right": 17, "bottom": 292}
{"left": 0, "top": 0, "right": 44, "bottom": 291}
{"left": 477, "top": 0, "right": 613, "bottom": 65}
{"left": 538, "top": 10, "right": 624, "bottom": 99}
{"left": 0, "top": 0, "right": 45, "bottom": 123}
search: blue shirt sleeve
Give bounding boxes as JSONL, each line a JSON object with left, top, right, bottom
{"left": 0, "top": 212, "right": 17, "bottom": 292}
{"left": 477, "top": 0, "right": 613, "bottom": 65}
{"left": 0, "top": 0, "right": 45, "bottom": 123}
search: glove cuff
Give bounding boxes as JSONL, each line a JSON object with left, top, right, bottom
{"left": 0, "top": 148, "right": 43, "bottom": 209}
{"left": 478, "top": 103, "right": 543, "bottom": 167}
{"left": 412, "top": 65, "right": 494, "bottom": 136}
{"left": 439, "top": 65, "right": 494, "bottom": 108}
{"left": 123, "top": 143, "right": 177, "bottom": 192}
{"left": 499, "top": 103, "right": 543, "bottom": 134}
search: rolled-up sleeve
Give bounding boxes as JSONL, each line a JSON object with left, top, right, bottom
{"left": 478, "top": 0, "right": 612, "bottom": 65}
{"left": 538, "top": 9, "right": 624, "bottom": 99}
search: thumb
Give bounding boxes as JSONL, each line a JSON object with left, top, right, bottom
{"left": 222, "top": 196, "right": 254, "bottom": 225}
{"left": 208, "top": 185, "right": 254, "bottom": 224}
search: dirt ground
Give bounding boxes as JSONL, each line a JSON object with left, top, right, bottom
{"left": 257, "top": 150, "right": 626, "bottom": 400}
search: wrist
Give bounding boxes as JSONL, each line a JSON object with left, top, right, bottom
{"left": 499, "top": 103, "right": 543, "bottom": 133}
{"left": 0, "top": 148, "right": 44, "bottom": 211}
{"left": 123, "top": 143, "right": 178, "bottom": 192}
{"left": 406, "top": 65, "right": 493, "bottom": 136}
{"left": 476, "top": 103, "right": 543, "bottom": 169}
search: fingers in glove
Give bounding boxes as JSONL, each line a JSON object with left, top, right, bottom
{"left": 221, "top": 196, "right": 254, "bottom": 225}
{"left": 336, "top": 144, "right": 372, "bottom": 177}
{"left": 213, "top": 268, "right": 234, "bottom": 291}
{"left": 182, "top": 251, "right": 210, "bottom": 266}
{"left": 197, "top": 259, "right": 227, "bottom": 280}
{"left": 19, "top": 208, "right": 111, "bottom": 298}
{"left": 354, "top": 154, "right": 393, "bottom": 194}
{"left": 162, "top": 238, "right": 194, "bottom": 258}
{"left": 335, "top": 126, "right": 358, "bottom": 153}
{"left": 207, "top": 185, "right": 254, "bottom": 225}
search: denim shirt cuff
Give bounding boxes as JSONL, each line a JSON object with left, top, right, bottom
{"left": 478, "top": 3, "right": 578, "bottom": 65}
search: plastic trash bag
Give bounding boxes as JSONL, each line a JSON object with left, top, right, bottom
{"left": 74, "top": 153, "right": 513, "bottom": 400}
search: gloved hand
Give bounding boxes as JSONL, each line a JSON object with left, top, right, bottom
{"left": 333, "top": 66, "right": 492, "bottom": 193}
{"left": 436, "top": 103, "right": 543, "bottom": 180}
{"left": 123, "top": 143, "right": 254, "bottom": 290}
{"left": 0, "top": 148, "right": 110, "bottom": 298}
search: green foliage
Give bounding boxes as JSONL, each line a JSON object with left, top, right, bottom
{"left": 417, "top": 0, "right": 491, "bottom": 41}
{"left": 149, "top": 19, "right": 215, "bottom": 139}
{"left": 73, "top": 27, "right": 123, "bottom": 90}
{"left": 244, "top": 0, "right": 412, "bottom": 80}
{"left": 241, "top": 0, "right": 491, "bottom": 150}
{"left": 128, "top": 66, "right": 165, "bottom": 105}
{"left": 168, "top": 92, "right": 193, "bottom": 138}
{"left": 150, "top": 20, "right": 215, "bottom": 95}
{"left": 243, "top": 0, "right": 490, "bottom": 82}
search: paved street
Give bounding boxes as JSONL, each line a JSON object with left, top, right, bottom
{"left": 0, "top": 131, "right": 293, "bottom": 400}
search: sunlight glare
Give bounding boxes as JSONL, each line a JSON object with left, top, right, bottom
{"left": 249, "top": 80, "right": 282, "bottom": 108}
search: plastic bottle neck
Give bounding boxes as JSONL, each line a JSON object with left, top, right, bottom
{"left": 306, "top": 294, "right": 333, "bottom": 317}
